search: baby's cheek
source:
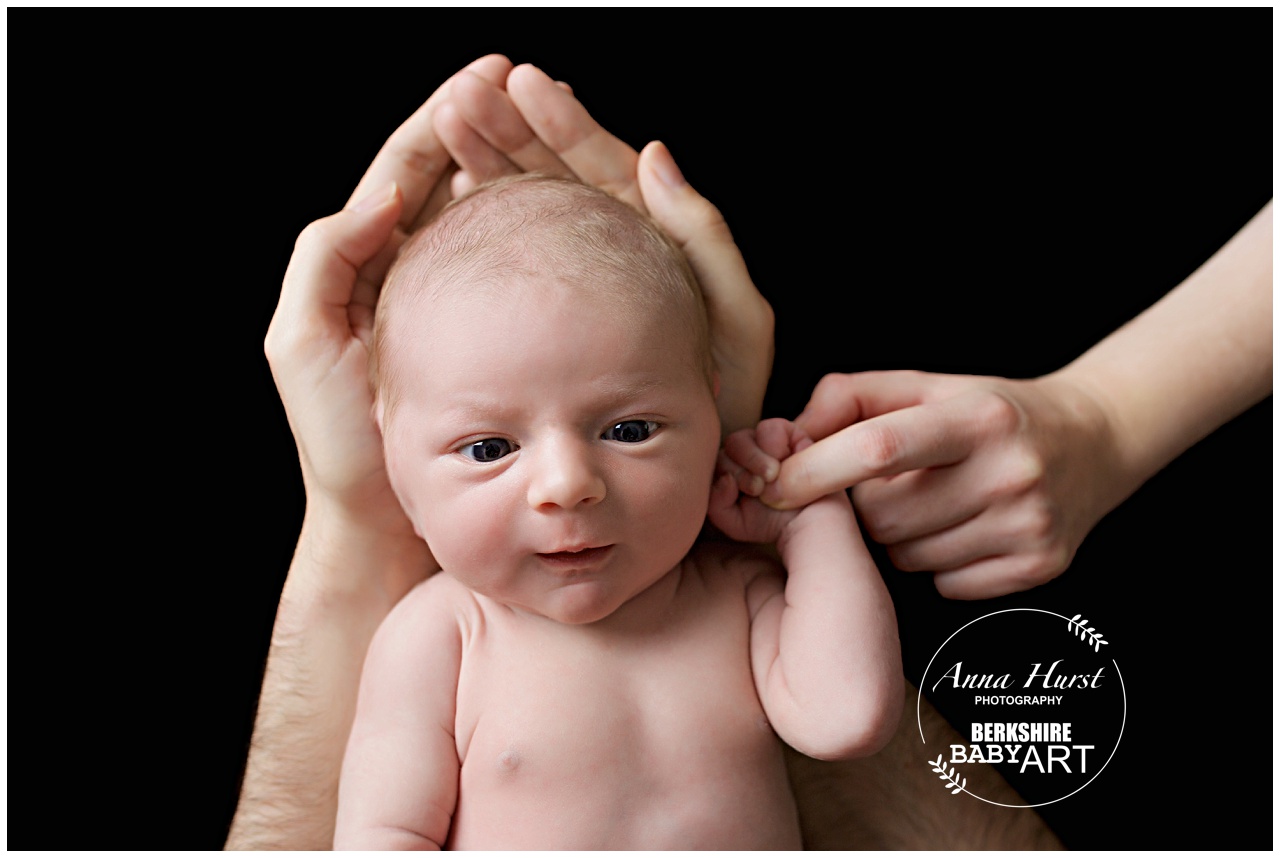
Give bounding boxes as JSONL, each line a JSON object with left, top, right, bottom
{"left": 419, "top": 483, "right": 512, "bottom": 572}
{"left": 635, "top": 464, "right": 712, "bottom": 555}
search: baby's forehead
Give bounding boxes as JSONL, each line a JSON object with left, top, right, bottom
{"left": 392, "top": 267, "right": 668, "bottom": 330}
{"left": 387, "top": 213, "right": 690, "bottom": 322}
{"left": 376, "top": 175, "right": 710, "bottom": 375}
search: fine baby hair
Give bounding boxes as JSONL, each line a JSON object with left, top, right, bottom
{"left": 371, "top": 172, "right": 715, "bottom": 414}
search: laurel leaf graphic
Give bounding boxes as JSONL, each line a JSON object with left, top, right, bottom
{"left": 928, "top": 759, "right": 968, "bottom": 795}
{"left": 1068, "top": 613, "right": 1108, "bottom": 650}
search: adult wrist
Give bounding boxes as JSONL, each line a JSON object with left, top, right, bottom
{"left": 1034, "top": 368, "right": 1148, "bottom": 518}
{"left": 287, "top": 502, "right": 437, "bottom": 610}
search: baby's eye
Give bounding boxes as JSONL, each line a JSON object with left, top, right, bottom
{"left": 462, "top": 438, "right": 516, "bottom": 462}
{"left": 603, "top": 420, "right": 658, "bottom": 444}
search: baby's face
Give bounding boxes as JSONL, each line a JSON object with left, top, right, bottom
{"left": 380, "top": 275, "right": 720, "bottom": 625}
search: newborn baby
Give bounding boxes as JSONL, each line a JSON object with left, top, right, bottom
{"left": 334, "top": 174, "right": 903, "bottom": 849}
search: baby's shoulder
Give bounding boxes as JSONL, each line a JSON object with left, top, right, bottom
{"left": 395, "top": 569, "right": 471, "bottom": 610}
{"left": 377, "top": 572, "right": 476, "bottom": 643}
{"left": 363, "top": 573, "right": 471, "bottom": 691}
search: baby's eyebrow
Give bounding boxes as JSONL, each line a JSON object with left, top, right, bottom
{"left": 435, "top": 376, "right": 669, "bottom": 421}
{"left": 591, "top": 376, "right": 665, "bottom": 403}
{"left": 433, "top": 396, "right": 514, "bottom": 421}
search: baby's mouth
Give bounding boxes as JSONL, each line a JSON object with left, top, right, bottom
{"left": 537, "top": 545, "right": 613, "bottom": 566}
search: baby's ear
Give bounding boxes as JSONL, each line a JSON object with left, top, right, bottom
{"left": 373, "top": 398, "right": 425, "bottom": 541}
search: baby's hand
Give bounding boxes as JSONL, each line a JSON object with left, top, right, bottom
{"left": 708, "top": 417, "right": 816, "bottom": 544}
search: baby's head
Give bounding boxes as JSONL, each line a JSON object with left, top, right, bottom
{"left": 372, "top": 174, "right": 721, "bottom": 625}
{"left": 373, "top": 173, "right": 714, "bottom": 410}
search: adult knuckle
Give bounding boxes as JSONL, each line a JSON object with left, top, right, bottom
{"left": 1022, "top": 500, "right": 1058, "bottom": 543}
{"left": 811, "top": 372, "right": 851, "bottom": 403}
{"left": 692, "top": 197, "right": 731, "bottom": 235}
{"left": 294, "top": 218, "right": 331, "bottom": 254}
{"left": 263, "top": 326, "right": 279, "bottom": 363}
{"left": 975, "top": 388, "right": 1023, "bottom": 436}
{"left": 1016, "top": 550, "right": 1067, "bottom": 590}
{"left": 754, "top": 296, "right": 776, "bottom": 338}
{"left": 386, "top": 133, "right": 447, "bottom": 179}
{"left": 884, "top": 544, "right": 913, "bottom": 571}
{"left": 263, "top": 321, "right": 300, "bottom": 368}
{"left": 1048, "top": 542, "right": 1076, "bottom": 577}
{"left": 998, "top": 448, "right": 1047, "bottom": 497}
{"left": 860, "top": 507, "right": 898, "bottom": 544}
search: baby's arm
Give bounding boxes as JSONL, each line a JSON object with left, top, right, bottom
{"left": 334, "top": 580, "right": 462, "bottom": 850}
{"left": 709, "top": 418, "right": 904, "bottom": 761}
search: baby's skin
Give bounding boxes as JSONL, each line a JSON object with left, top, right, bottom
{"left": 335, "top": 271, "right": 901, "bottom": 846}
{"left": 355, "top": 542, "right": 804, "bottom": 849}
{"left": 334, "top": 177, "right": 902, "bottom": 849}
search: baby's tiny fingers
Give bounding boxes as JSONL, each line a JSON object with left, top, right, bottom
{"left": 723, "top": 429, "right": 780, "bottom": 481}
{"left": 716, "top": 450, "right": 763, "bottom": 497}
{"left": 709, "top": 470, "right": 739, "bottom": 510}
{"left": 451, "top": 169, "right": 478, "bottom": 199}
{"left": 754, "top": 417, "right": 798, "bottom": 462}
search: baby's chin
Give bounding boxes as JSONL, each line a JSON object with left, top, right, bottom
{"left": 528, "top": 590, "right": 625, "bottom": 626}
{"left": 511, "top": 579, "right": 651, "bottom": 626}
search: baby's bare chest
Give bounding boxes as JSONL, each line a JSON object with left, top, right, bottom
{"left": 448, "top": 579, "right": 799, "bottom": 848}
{"left": 457, "top": 591, "right": 768, "bottom": 773}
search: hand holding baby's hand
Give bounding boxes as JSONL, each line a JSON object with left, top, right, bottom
{"left": 709, "top": 417, "right": 838, "bottom": 544}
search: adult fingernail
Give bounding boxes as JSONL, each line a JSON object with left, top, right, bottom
{"left": 650, "top": 141, "right": 687, "bottom": 188}
{"left": 352, "top": 181, "right": 397, "bottom": 213}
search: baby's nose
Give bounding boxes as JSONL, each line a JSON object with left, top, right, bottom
{"left": 525, "top": 437, "right": 606, "bottom": 510}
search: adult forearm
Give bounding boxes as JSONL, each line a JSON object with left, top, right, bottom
{"left": 225, "top": 515, "right": 432, "bottom": 850}
{"left": 1053, "top": 201, "right": 1272, "bottom": 498}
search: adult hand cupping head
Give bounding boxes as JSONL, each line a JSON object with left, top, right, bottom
{"left": 264, "top": 55, "right": 520, "bottom": 597}
{"left": 755, "top": 370, "right": 1128, "bottom": 600}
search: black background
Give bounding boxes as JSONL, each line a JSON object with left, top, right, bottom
{"left": 8, "top": 12, "right": 1273, "bottom": 851}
